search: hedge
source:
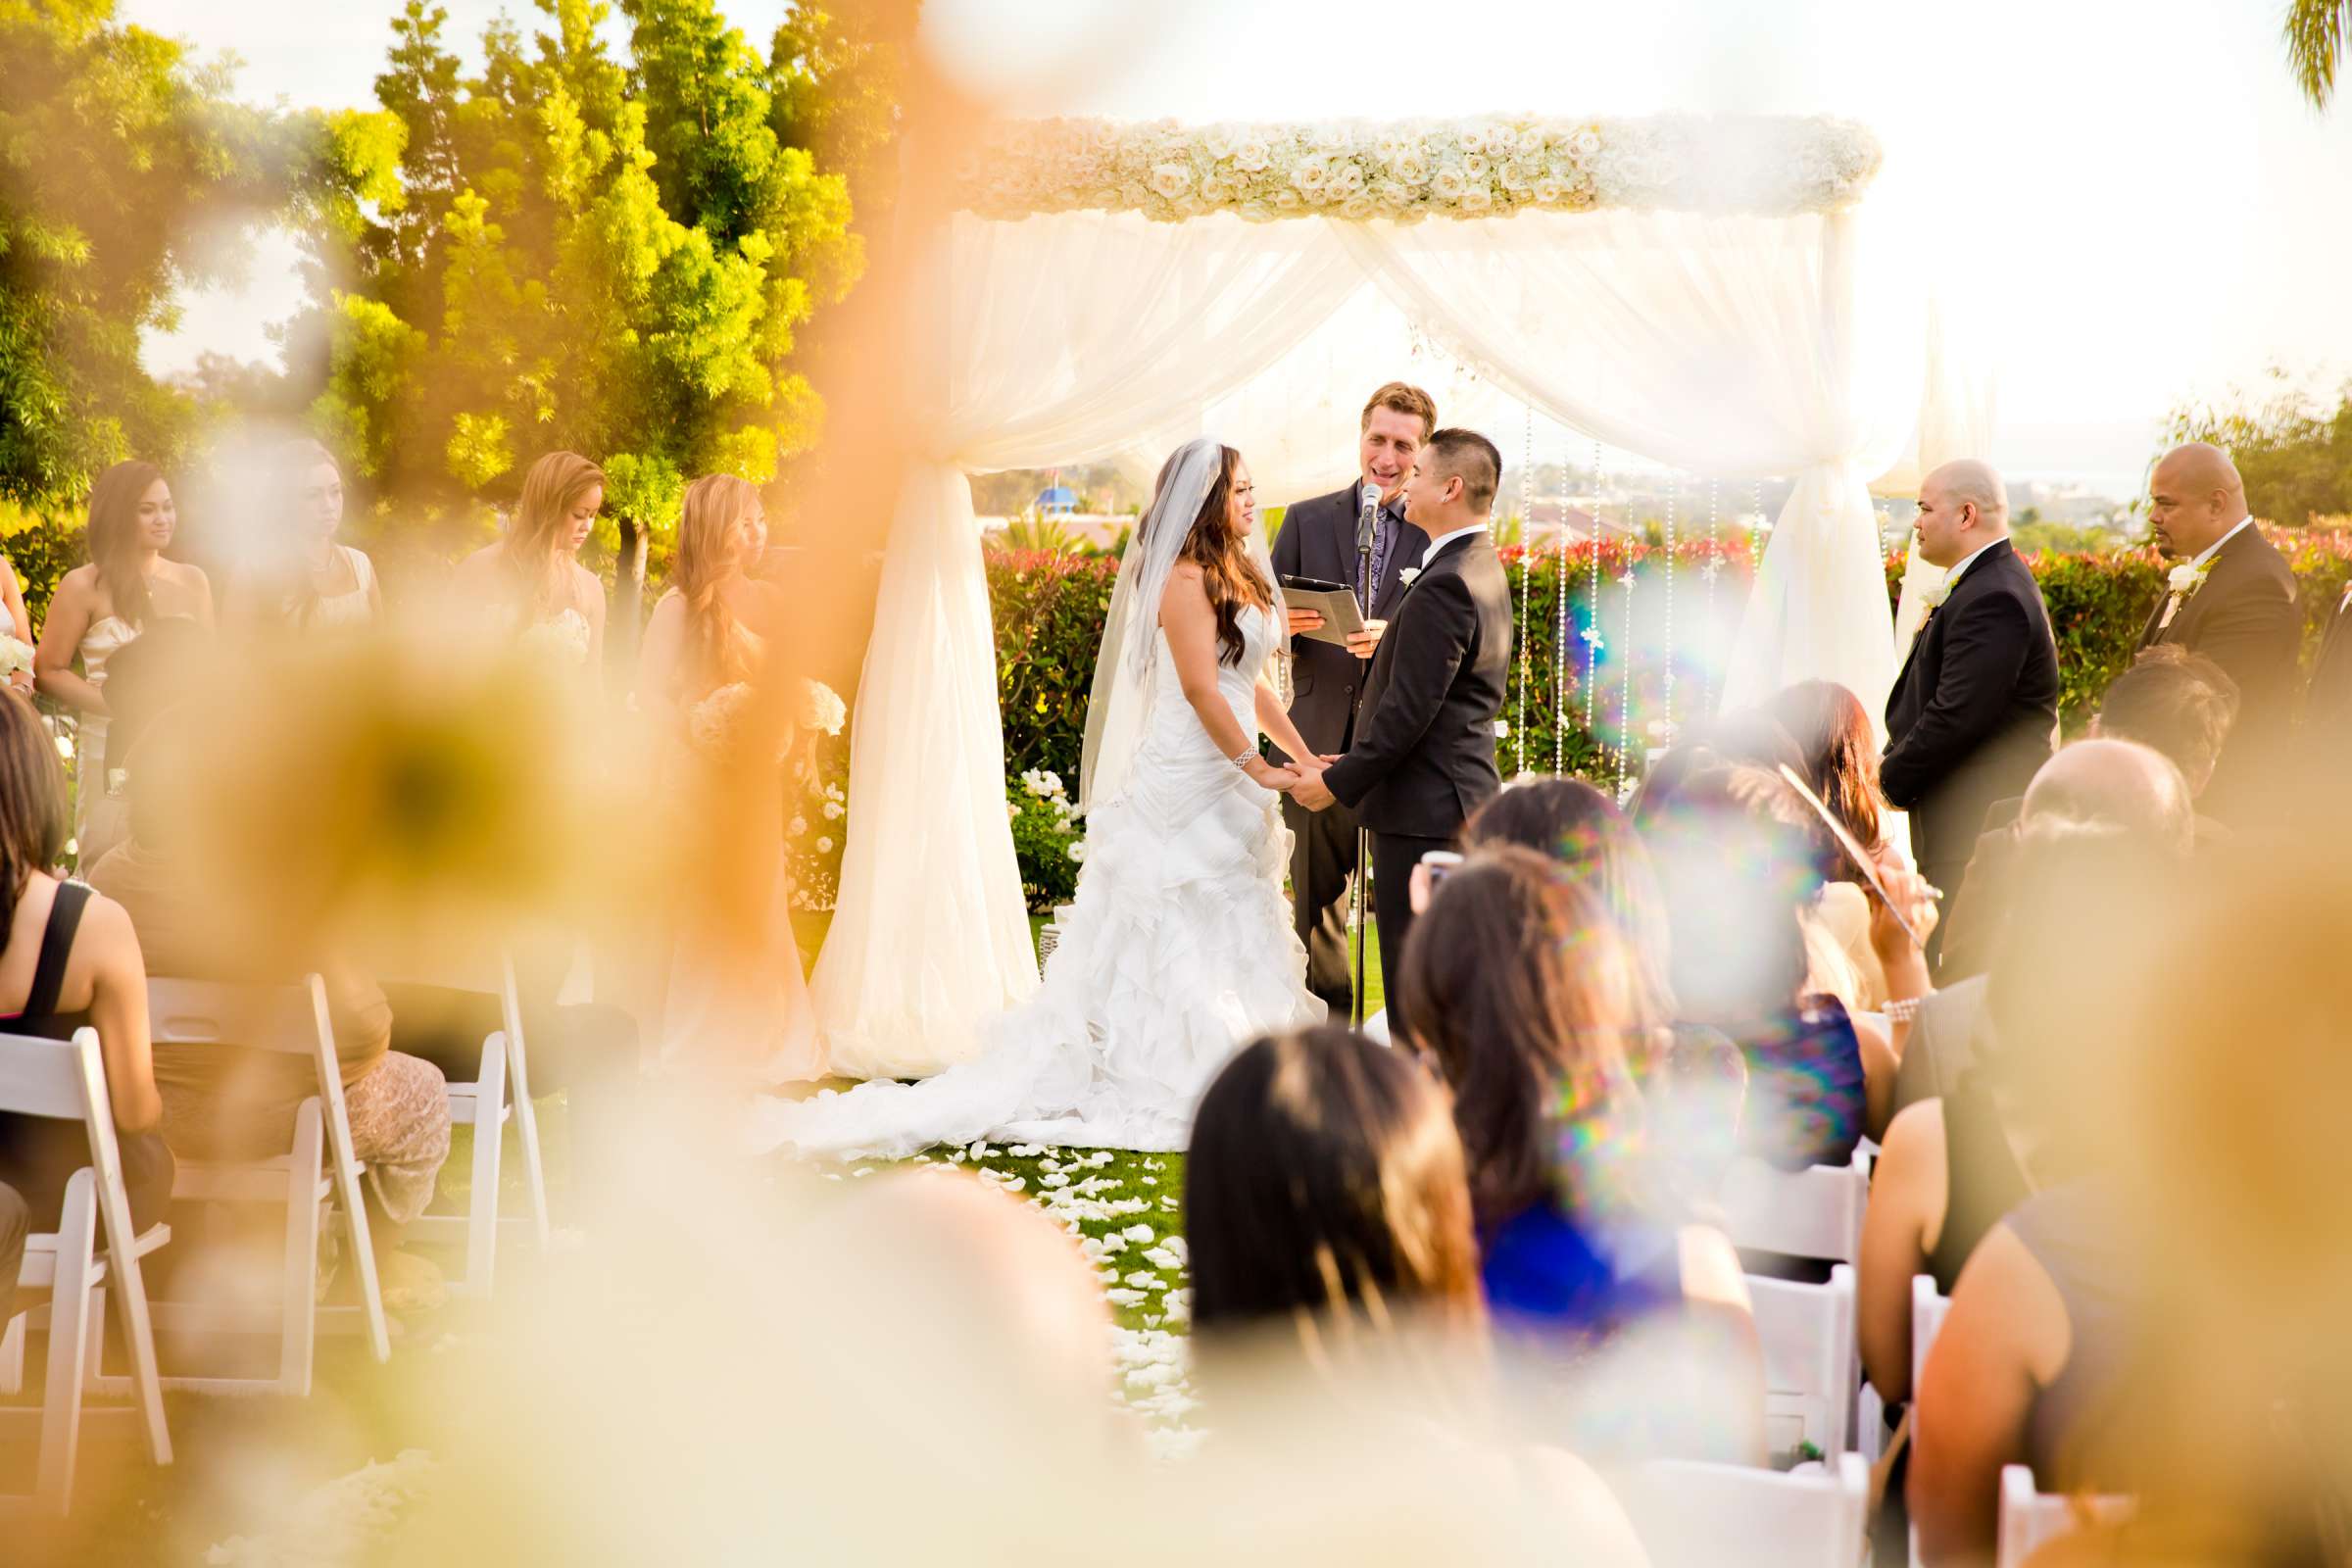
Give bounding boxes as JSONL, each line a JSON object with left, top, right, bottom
{"left": 992, "top": 529, "right": 2352, "bottom": 797}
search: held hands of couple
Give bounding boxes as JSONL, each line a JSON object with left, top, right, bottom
{"left": 1286, "top": 760, "right": 1340, "bottom": 811}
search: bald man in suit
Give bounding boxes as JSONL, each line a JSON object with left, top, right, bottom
{"left": 2137, "top": 442, "right": 2300, "bottom": 819}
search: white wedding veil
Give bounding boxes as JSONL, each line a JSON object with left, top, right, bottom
{"left": 1078, "top": 436, "right": 1283, "bottom": 814}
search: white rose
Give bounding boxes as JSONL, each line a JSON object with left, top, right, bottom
{"left": 1066, "top": 839, "right": 1087, "bottom": 864}
{"left": 1458, "top": 126, "right": 1489, "bottom": 155}
{"left": 1201, "top": 127, "right": 1237, "bottom": 161}
{"left": 1291, "top": 154, "right": 1331, "bottom": 193}
{"left": 1502, "top": 159, "right": 1540, "bottom": 192}
{"left": 1533, "top": 176, "right": 1569, "bottom": 205}
{"left": 1431, "top": 165, "right": 1468, "bottom": 200}
{"left": 1458, "top": 188, "right": 1494, "bottom": 214}
{"left": 1391, "top": 148, "right": 1431, "bottom": 185}
{"left": 1569, "top": 127, "right": 1603, "bottom": 161}
{"left": 1237, "top": 199, "right": 1275, "bottom": 222}
{"left": 1373, "top": 133, "right": 1404, "bottom": 164}
{"left": 1331, "top": 161, "right": 1366, "bottom": 196}
{"left": 1148, "top": 162, "right": 1193, "bottom": 200}
{"left": 1274, "top": 187, "right": 1302, "bottom": 211}
{"left": 1232, "top": 138, "right": 1271, "bottom": 172}
{"left": 1514, "top": 127, "right": 1545, "bottom": 158}
{"left": 1373, "top": 179, "right": 1412, "bottom": 212}
{"left": 1198, "top": 175, "right": 1232, "bottom": 205}
{"left": 1338, "top": 193, "right": 1376, "bottom": 221}
{"left": 1462, "top": 152, "right": 1491, "bottom": 180}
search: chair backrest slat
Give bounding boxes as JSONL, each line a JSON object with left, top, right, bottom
{"left": 0, "top": 1031, "right": 90, "bottom": 1120}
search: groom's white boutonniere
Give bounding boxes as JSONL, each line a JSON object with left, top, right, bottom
{"left": 1916, "top": 579, "right": 1952, "bottom": 614}
{"left": 2158, "top": 560, "right": 2212, "bottom": 630}
{"left": 1397, "top": 566, "right": 1422, "bottom": 588}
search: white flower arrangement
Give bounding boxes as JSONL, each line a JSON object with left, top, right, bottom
{"left": 688, "top": 681, "right": 755, "bottom": 754}
{"left": 0, "top": 634, "right": 32, "bottom": 678}
{"left": 1397, "top": 566, "right": 1423, "bottom": 587}
{"left": 1916, "top": 577, "right": 1953, "bottom": 613}
{"left": 519, "top": 608, "right": 592, "bottom": 664}
{"left": 955, "top": 114, "right": 1882, "bottom": 223}
{"left": 798, "top": 678, "right": 847, "bottom": 736}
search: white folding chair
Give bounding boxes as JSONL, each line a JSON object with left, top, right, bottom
{"left": 1721, "top": 1146, "right": 1874, "bottom": 1265}
{"left": 0, "top": 1028, "right": 172, "bottom": 1516}
{"left": 1621, "top": 1452, "right": 1871, "bottom": 1568}
{"left": 378, "top": 953, "right": 549, "bottom": 1297}
{"left": 1911, "top": 1274, "right": 1950, "bottom": 1421}
{"left": 108, "top": 976, "right": 390, "bottom": 1396}
{"left": 1997, "top": 1463, "right": 2135, "bottom": 1568}
{"left": 1747, "top": 1263, "right": 1859, "bottom": 1461}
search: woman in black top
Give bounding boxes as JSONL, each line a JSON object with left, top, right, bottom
{"left": 0, "top": 691, "right": 172, "bottom": 1234}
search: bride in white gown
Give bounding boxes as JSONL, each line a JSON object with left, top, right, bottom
{"left": 750, "top": 437, "right": 1327, "bottom": 1157}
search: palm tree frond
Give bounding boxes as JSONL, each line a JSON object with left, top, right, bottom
{"left": 2283, "top": 0, "right": 2352, "bottom": 108}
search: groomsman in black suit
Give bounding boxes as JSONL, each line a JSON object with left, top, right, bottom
{"left": 1291, "top": 428, "right": 1513, "bottom": 1001}
{"left": 1881, "top": 459, "right": 2060, "bottom": 957}
{"left": 2302, "top": 574, "right": 2352, "bottom": 762}
{"left": 1268, "top": 382, "right": 1434, "bottom": 1017}
{"left": 2137, "top": 442, "right": 2300, "bottom": 818}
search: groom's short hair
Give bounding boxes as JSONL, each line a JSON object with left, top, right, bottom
{"left": 1361, "top": 381, "right": 1438, "bottom": 440}
{"left": 1423, "top": 428, "right": 1501, "bottom": 514}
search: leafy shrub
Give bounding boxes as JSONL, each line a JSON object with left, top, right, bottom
{"left": 1007, "top": 767, "right": 1084, "bottom": 911}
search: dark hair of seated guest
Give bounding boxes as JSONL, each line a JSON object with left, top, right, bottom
{"left": 2093, "top": 645, "right": 2240, "bottom": 799}
{"left": 1762, "top": 679, "right": 1886, "bottom": 880}
{"left": 1186, "top": 1027, "right": 1482, "bottom": 1345}
{"left": 1462, "top": 776, "right": 1678, "bottom": 1025}
{"left": 1391, "top": 845, "right": 1644, "bottom": 1236}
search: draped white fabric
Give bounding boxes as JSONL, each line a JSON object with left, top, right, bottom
{"left": 812, "top": 214, "right": 1359, "bottom": 1076}
{"left": 1325, "top": 210, "right": 1925, "bottom": 732}
{"left": 821, "top": 200, "right": 1960, "bottom": 1077}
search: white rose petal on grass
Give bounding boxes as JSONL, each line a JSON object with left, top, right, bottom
{"left": 1104, "top": 1288, "right": 1147, "bottom": 1307}
{"left": 1124, "top": 1270, "right": 1159, "bottom": 1289}
{"left": 1041, "top": 1173, "right": 1069, "bottom": 1189}
{"left": 1099, "top": 1233, "right": 1127, "bottom": 1254}
{"left": 1160, "top": 1196, "right": 1179, "bottom": 1210}
{"left": 1143, "top": 1247, "right": 1181, "bottom": 1270}
{"left": 1122, "top": 1224, "right": 1155, "bottom": 1243}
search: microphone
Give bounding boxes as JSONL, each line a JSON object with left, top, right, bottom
{"left": 1356, "top": 483, "right": 1380, "bottom": 607}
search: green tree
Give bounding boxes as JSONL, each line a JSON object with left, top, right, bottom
{"left": 2167, "top": 374, "right": 2352, "bottom": 526}
{"left": 0, "top": 0, "right": 399, "bottom": 506}
{"left": 319, "top": 0, "right": 862, "bottom": 645}
{"left": 2285, "top": 0, "right": 2351, "bottom": 107}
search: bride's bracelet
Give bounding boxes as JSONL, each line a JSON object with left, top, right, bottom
{"left": 1884, "top": 993, "right": 1932, "bottom": 1024}
{"left": 1231, "top": 746, "right": 1261, "bottom": 770}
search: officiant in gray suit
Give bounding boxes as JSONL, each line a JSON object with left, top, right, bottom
{"left": 1268, "top": 381, "right": 1435, "bottom": 1017}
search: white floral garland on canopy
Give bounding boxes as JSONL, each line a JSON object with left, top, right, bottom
{"left": 954, "top": 113, "right": 1883, "bottom": 223}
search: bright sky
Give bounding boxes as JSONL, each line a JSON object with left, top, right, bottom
{"left": 128, "top": 0, "right": 2352, "bottom": 497}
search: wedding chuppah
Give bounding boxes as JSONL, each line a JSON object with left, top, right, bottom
{"left": 808, "top": 110, "right": 1987, "bottom": 1098}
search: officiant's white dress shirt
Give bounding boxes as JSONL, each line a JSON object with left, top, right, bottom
{"left": 1419, "top": 522, "right": 1491, "bottom": 567}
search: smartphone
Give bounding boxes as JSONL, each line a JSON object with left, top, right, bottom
{"left": 1408, "top": 850, "right": 1464, "bottom": 915}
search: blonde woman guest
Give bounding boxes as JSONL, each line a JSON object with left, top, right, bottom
{"left": 451, "top": 451, "right": 608, "bottom": 681}
{"left": 633, "top": 474, "right": 820, "bottom": 1084}
{"left": 237, "top": 440, "right": 382, "bottom": 631}
{"left": 34, "top": 461, "right": 215, "bottom": 843}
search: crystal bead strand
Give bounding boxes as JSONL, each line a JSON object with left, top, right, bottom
{"left": 1515, "top": 404, "right": 1533, "bottom": 777}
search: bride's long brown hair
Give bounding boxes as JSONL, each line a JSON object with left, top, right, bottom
{"left": 1166, "top": 444, "right": 1270, "bottom": 668}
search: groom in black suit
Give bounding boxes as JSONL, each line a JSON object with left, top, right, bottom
{"left": 1291, "top": 428, "right": 1513, "bottom": 1003}
{"left": 1268, "top": 382, "right": 1434, "bottom": 1017}
{"left": 1882, "top": 458, "right": 2060, "bottom": 957}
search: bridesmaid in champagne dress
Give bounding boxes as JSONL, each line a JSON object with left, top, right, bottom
{"left": 451, "top": 450, "right": 609, "bottom": 691}
{"left": 33, "top": 461, "right": 215, "bottom": 852}
{"left": 632, "top": 474, "right": 821, "bottom": 1085}
{"left": 233, "top": 439, "right": 384, "bottom": 632}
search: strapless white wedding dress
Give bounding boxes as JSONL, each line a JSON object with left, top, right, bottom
{"left": 749, "top": 603, "right": 1323, "bottom": 1157}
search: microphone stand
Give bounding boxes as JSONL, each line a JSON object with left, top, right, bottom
{"left": 1351, "top": 502, "right": 1375, "bottom": 1031}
